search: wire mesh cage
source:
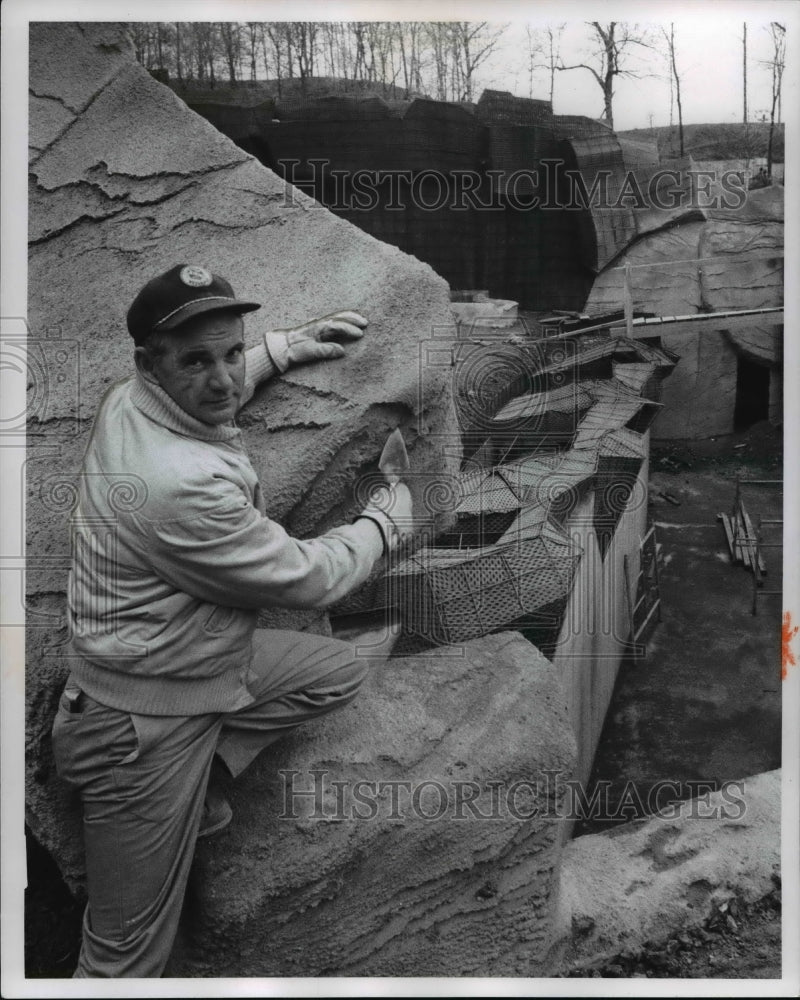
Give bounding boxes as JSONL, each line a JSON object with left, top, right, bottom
{"left": 611, "top": 361, "right": 658, "bottom": 396}
{"left": 388, "top": 518, "right": 583, "bottom": 646}
{"left": 477, "top": 89, "right": 554, "bottom": 126}
{"left": 492, "top": 382, "right": 595, "bottom": 437}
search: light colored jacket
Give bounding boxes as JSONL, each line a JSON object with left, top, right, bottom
{"left": 67, "top": 338, "right": 386, "bottom": 715}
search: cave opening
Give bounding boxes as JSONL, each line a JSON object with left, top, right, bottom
{"left": 734, "top": 356, "right": 770, "bottom": 432}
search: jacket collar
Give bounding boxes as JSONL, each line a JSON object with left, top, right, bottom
{"left": 130, "top": 372, "right": 242, "bottom": 443}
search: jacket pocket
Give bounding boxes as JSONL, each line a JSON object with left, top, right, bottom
{"left": 203, "top": 604, "right": 236, "bottom": 634}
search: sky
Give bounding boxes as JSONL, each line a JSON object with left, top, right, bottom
{"left": 484, "top": 16, "right": 788, "bottom": 132}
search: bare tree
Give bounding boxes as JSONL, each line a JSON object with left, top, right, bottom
{"left": 557, "top": 21, "right": 653, "bottom": 129}
{"left": 219, "top": 22, "right": 241, "bottom": 84}
{"left": 525, "top": 22, "right": 565, "bottom": 104}
{"left": 293, "top": 22, "right": 318, "bottom": 92}
{"left": 366, "top": 23, "right": 402, "bottom": 95}
{"left": 396, "top": 21, "right": 424, "bottom": 97}
{"left": 244, "top": 23, "right": 261, "bottom": 81}
{"left": 190, "top": 23, "right": 219, "bottom": 86}
{"left": 319, "top": 22, "right": 341, "bottom": 80}
{"left": 524, "top": 26, "right": 540, "bottom": 99}
{"left": 426, "top": 23, "right": 452, "bottom": 100}
{"left": 449, "top": 22, "right": 507, "bottom": 102}
{"left": 351, "top": 22, "right": 371, "bottom": 82}
{"left": 131, "top": 19, "right": 506, "bottom": 103}
{"left": 174, "top": 22, "right": 184, "bottom": 82}
{"left": 662, "top": 24, "right": 684, "bottom": 157}
{"left": 743, "top": 22, "right": 748, "bottom": 124}
{"left": 266, "top": 23, "right": 288, "bottom": 92}
{"left": 543, "top": 23, "right": 565, "bottom": 105}
{"left": 763, "top": 21, "right": 786, "bottom": 176}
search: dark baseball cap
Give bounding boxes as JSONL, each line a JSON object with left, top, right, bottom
{"left": 127, "top": 264, "right": 261, "bottom": 344}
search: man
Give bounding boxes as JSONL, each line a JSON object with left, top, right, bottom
{"left": 52, "top": 263, "right": 412, "bottom": 977}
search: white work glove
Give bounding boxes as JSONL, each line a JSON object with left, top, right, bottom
{"left": 358, "top": 482, "right": 414, "bottom": 555}
{"left": 265, "top": 311, "right": 368, "bottom": 372}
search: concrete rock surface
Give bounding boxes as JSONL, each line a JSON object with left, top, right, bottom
{"left": 548, "top": 768, "right": 781, "bottom": 973}
{"left": 585, "top": 185, "right": 783, "bottom": 439}
{"left": 26, "top": 23, "right": 460, "bottom": 887}
{"left": 167, "top": 632, "right": 577, "bottom": 977}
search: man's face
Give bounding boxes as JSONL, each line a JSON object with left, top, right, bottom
{"left": 138, "top": 311, "right": 246, "bottom": 426}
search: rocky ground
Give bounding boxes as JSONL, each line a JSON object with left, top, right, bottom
{"left": 564, "top": 879, "right": 782, "bottom": 979}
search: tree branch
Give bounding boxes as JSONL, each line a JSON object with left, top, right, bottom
{"left": 556, "top": 61, "right": 604, "bottom": 88}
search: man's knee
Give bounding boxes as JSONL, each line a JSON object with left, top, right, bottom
{"left": 309, "top": 641, "right": 369, "bottom": 701}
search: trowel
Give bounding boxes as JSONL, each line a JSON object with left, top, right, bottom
{"left": 378, "top": 428, "right": 410, "bottom": 485}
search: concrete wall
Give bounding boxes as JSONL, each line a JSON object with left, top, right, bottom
{"left": 654, "top": 325, "right": 739, "bottom": 439}
{"left": 554, "top": 445, "right": 650, "bottom": 808}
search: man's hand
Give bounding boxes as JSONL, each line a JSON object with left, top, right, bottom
{"left": 358, "top": 482, "right": 414, "bottom": 555}
{"left": 265, "top": 311, "right": 368, "bottom": 372}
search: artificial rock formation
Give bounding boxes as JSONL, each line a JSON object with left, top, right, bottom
{"left": 168, "top": 632, "right": 577, "bottom": 977}
{"left": 549, "top": 768, "right": 781, "bottom": 972}
{"left": 26, "top": 22, "right": 461, "bottom": 891}
{"left": 585, "top": 185, "right": 784, "bottom": 439}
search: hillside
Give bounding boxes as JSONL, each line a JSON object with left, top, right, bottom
{"left": 618, "top": 122, "right": 784, "bottom": 162}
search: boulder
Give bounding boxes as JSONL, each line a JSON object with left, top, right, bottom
{"left": 167, "top": 632, "right": 578, "bottom": 977}
{"left": 26, "top": 22, "right": 461, "bottom": 889}
{"left": 548, "top": 769, "right": 781, "bottom": 972}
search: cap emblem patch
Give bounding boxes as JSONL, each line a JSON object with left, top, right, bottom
{"left": 180, "top": 265, "right": 213, "bottom": 288}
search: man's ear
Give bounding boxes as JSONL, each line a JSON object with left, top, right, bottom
{"left": 134, "top": 346, "right": 160, "bottom": 385}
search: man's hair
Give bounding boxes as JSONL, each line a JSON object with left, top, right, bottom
{"left": 139, "top": 330, "right": 169, "bottom": 358}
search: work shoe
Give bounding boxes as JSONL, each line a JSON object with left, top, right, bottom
{"left": 198, "top": 785, "right": 232, "bottom": 838}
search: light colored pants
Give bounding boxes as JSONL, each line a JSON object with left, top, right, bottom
{"left": 51, "top": 629, "right": 368, "bottom": 978}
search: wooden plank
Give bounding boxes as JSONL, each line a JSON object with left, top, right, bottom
{"left": 723, "top": 513, "right": 743, "bottom": 563}
{"left": 634, "top": 599, "right": 661, "bottom": 643}
{"left": 740, "top": 502, "right": 768, "bottom": 575}
{"left": 720, "top": 513, "right": 736, "bottom": 560}
{"left": 735, "top": 510, "right": 750, "bottom": 567}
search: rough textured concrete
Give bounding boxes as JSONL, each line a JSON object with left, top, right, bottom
{"left": 548, "top": 769, "right": 781, "bottom": 972}
{"left": 26, "top": 23, "right": 461, "bottom": 889}
{"left": 167, "top": 632, "right": 577, "bottom": 977}
{"left": 585, "top": 188, "right": 784, "bottom": 440}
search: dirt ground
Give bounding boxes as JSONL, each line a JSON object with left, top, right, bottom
{"left": 564, "top": 881, "right": 782, "bottom": 979}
